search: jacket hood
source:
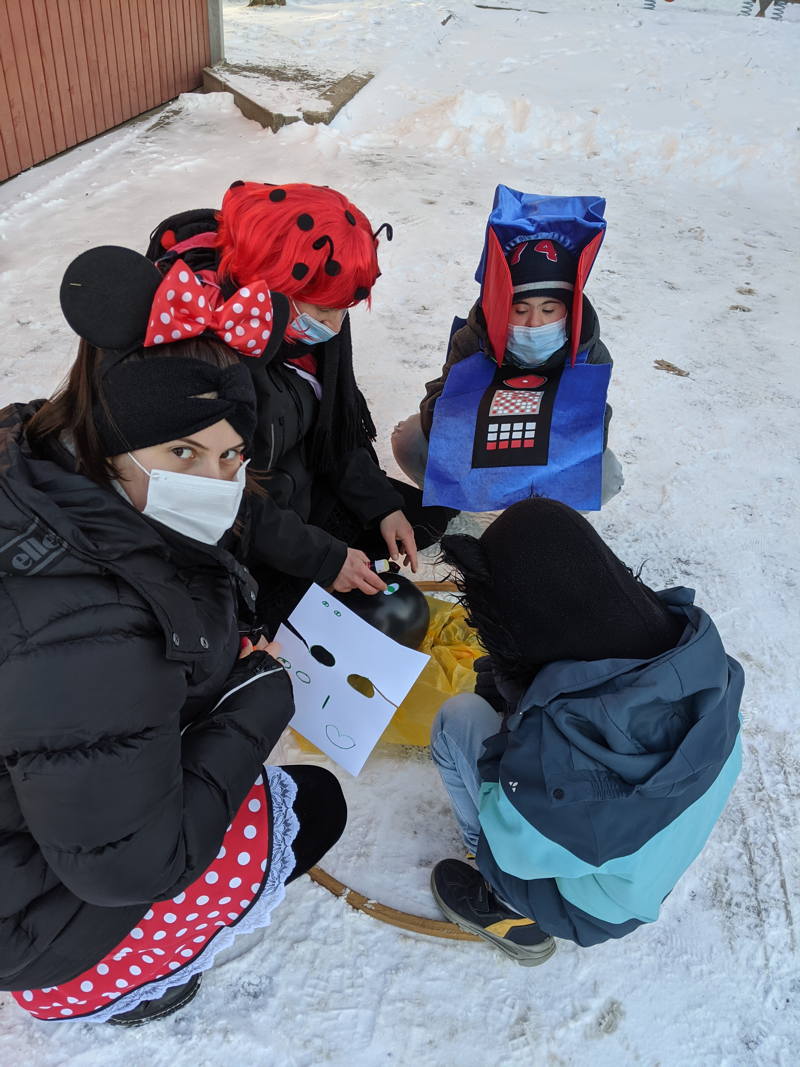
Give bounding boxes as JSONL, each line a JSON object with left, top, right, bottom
{"left": 510, "top": 587, "right": 744, "bottom": 800}
{"left": 145, "top": 208, "right": 290, "bottom": 368}
{"left": 0, "top": 402, "right": 170, "bottom": 571}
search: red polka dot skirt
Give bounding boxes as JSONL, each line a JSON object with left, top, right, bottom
{"left": 13, "top": 767, "right": 298, "bottom": 1023}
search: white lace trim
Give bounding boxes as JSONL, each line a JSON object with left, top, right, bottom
{"left": 60, "top": 767, "right": 298, "bottom": 1026}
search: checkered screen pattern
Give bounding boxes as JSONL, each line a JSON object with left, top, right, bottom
{"left": 489, "top": 390, "right": 543, "bottom": 417}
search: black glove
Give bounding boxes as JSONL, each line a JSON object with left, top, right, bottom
{"left": 473, "top": 655, "right": 508, "bottom": 716}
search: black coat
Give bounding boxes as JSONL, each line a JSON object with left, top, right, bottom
{"left": 0, "top": 403, "right": 294, "bottom": 990}
{"left": 146, "top": 211, "right": 404, "bottom": 589}
{"left": 242, "top": 327, "right": 404, "bottom": 585}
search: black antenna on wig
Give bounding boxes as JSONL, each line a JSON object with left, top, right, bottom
{"left": 312, "top": 234, "right": 342, "bottom": 276}
{"left": 372, "top": 223, "right": 393, "bottom": 242}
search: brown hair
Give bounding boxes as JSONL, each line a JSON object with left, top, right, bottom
{"left": 27, "top": 337, "right": 242, "bottom": 486}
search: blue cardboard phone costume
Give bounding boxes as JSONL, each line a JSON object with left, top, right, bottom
{"left": 423, "top": 187, "right": 611, "bottom": 512}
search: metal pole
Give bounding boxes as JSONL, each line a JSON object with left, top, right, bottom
{"left": 207, "top": 0, "right": 225, "bottom": 65}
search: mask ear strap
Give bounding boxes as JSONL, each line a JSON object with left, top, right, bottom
{"left": 126, "top": 452, "right": 151, "bottom": 477}
{"left": 96, "top": 349, "right": 132, "bottom": 379}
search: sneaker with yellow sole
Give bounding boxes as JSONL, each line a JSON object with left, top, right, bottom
{"left": 431, "top": 859, "right": 556, "bottom": 967}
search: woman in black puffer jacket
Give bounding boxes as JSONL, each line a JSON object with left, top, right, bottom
{"left": 0, "top": 248, "right": 346, "bottom": 1025}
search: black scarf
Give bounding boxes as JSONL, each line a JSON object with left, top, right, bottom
{"left": 304, "top": 315, "right": 377, "bottom": 474}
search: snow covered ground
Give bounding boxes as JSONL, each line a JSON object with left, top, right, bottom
{"left": 1, "top": 0, "right": 799, "bottom": 1063}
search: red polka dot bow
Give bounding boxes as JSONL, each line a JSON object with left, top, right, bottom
{"left": 144, "top": 258, "right": 275, "bottom": 357}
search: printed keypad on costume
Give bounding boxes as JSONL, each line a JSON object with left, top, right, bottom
{"left": 485, "top": 420, "right": 537, "bottom": 451}
{"left": 472, "top": 366, "right": 563, "bottom": 470}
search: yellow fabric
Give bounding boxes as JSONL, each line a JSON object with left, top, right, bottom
{"left": 380, "top": 595, "right": 485, "bottom": 746}
{"left": 292, "top": 595, "right": 484, "bottom": 753}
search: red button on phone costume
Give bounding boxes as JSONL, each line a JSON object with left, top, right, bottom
{"left": 504, "top": 373, "right": 547, "bottom": 390}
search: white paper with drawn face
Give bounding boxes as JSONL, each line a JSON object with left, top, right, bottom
{"left": 274, "top": 583, "right": 429, "bottom": 775}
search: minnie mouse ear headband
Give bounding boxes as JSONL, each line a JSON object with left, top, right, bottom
{"left": 59, "top": 245, "right": 271, "bottom": 454}
{"left": 60, "top": 245, "right": 290, "bottom": 362}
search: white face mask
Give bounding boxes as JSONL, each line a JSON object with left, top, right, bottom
{"left": 127, "top": 454, "right": 249, "bottom": 545}
{"left": 506, "top": 316, "right": 568, "bottom": 367}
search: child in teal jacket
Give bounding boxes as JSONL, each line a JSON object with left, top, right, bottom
{"left": 430, "top": 498, "right": 743, "bottom": 964}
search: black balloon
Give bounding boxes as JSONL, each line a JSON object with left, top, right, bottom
{"left": 335, "top": 574, "right": 430, "bottom": 649}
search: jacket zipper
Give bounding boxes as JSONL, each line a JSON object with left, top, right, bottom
{"left": 267, "top": 424, "right": 275, "bottom": 470}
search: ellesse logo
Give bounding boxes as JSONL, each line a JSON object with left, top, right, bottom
{"left": 0, "top": 521, "right": 66, "bottom": 575}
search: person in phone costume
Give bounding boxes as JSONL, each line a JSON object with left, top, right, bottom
{"left": 392, "top": 186, "right": 623, "bottom": 512}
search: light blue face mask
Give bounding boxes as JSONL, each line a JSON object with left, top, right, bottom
{"left": 506, "top": 316, "right": 568, "bottom": 367}
{"left": 291, "top": 311, "right": 339, "bottom": 346}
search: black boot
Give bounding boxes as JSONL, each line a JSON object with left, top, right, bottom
{"left": 431, "top": 860, "right": 556, "bottom": 967}
{"left": 107, "top": 974, "right": 201, "bottom": 1027}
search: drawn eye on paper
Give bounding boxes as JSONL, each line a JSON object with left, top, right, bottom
{"left": 284, "top": 620, "right": 337, "bottom": 667}
{"left": 346, "top": 674, "right": 398, "bottom": 708}
{"left": 347, "top": 674, "right": 374, "bottom": 698}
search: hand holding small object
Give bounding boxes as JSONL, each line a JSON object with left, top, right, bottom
{"left": 331, "top": 548, "right": 386, "bottom": 595}
{"left": 379, "top": 510, "right": 418, "bottom": 572}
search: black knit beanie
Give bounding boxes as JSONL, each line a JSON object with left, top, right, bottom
{"left": 507, "top": 239, "right": 577, "bottom": 310}
{"left": 441, "top": 498, "right": 684, "bottom": 684}
{"left": 94, "top": 353, "right": 258, "bottom": 456}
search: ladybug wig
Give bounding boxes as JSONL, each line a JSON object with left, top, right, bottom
{"left": 216, "top": 182, "right": 382, "bottom": 308}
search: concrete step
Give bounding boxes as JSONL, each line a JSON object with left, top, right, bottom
{"left": 202, "top": 62, "right": 373, "bottom": 132}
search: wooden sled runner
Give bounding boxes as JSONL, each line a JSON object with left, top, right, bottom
{"left": 412, "top": 579, "right": 459, "bottom": 593}
{"left": 307, "top": 866, "right": 481, "bottom": 942}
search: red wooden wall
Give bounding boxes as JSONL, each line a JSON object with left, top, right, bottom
{"left": 0, "top": 0, "right": 211, "bottom": 183}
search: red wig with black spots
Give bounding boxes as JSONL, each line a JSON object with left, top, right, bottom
{"left": 215, "top": 181, "right": 383, "bottom": 308}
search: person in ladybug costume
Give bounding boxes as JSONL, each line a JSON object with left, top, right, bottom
{"left": 146, "top": 182, "right": 456, "bottom": 630}
{"left": 392, "top": 187, "right": 624, "bottom": 514}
